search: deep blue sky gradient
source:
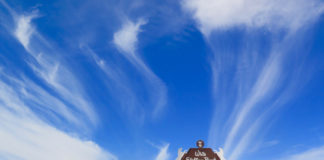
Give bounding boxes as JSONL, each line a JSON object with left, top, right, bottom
{"left": 1, "top": 0, "right": 324, "bottom": 160}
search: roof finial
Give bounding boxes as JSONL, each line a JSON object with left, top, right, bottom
{"left": 196, "top": 140, "right": 204, "bottom": 148}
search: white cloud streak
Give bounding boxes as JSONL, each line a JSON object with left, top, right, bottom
{"left": 0, "top": 2, "right": 115, "bottom": 159}
{"left": 14, "top": 15, "right": 34, "bottom": 48}
{"left": 0, "top": 76, "right": 117, "bottom": 160}
{"left": 281, "top": 145, "right": 324, "bottom": 160}
{"left": 80, "top": 45, "right": 147, "bottom": 123}
{"left": 224, "top": 54, "right": 280, "bottom": 153}
{"left": 154, "top": 144, "right": 170, "bottom": 160}
{"left": 113, "top": 19, "right": 167, "bottom": 119}
{"left": 12, "top": 9, "right": 98, "bottom": 128}
{"left": 113, "top": 19, "right": 147, "bottom": 55}
{"left": 182, "top": 0, "right": 324, "bottom": 160}
{"left": 80, "top": 18, "right": 167, "bottom": 123}
{"left": 182, "top": 0, "right": 324, "bottom": 35}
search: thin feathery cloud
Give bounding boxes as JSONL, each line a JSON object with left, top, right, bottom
{"left": 0, "top": 2, "right": 116, "bottom": 159}
{"left": 113, "top": 18, "right": 167, "bottom": 119}
{"left": 0, "top": 76, "right": 117, "bottom": 160}
{"left": 79, "top": 18, "right": 167, "bottom": 123}
{"left": 182, "top": 0, "right": 324, "bottom": 160}
{"left": 18, "top": 77, "right": 83, "bottom": 128}
{"left": 154, "top": 144, "right": 170, "bottom": 160}
{"left": 113, "top": 19, "right": 147, "bottom": 55}
{"left": 281, "top": 145, "right": 324, "bottom": 160}
{"left": 80, "top": 45, "right": 147, "bottom": 123}
{"left": 224, "top": 54, "right": 280, "bottom": 153}
{"left": 14, "top": 14, "right": 37, "bottom": 49}
{"left": 182, "top": 0, "right": 324, "bottom": 35}
{"left": 10, "top": 9, "right": 98, "bottom": 128}
{"left": 81, "top": 44, "right": 167, "bottom": 123}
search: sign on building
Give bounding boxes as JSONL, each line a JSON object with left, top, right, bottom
{"left": 177, "top": 140, "right": 225, "bottom": 160}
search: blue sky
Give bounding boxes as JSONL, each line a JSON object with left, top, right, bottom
{"left": 0, "top": 0, "right": 324, "bottom": 160}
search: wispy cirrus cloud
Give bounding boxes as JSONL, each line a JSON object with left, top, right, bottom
{"left": 81, "top": 18, "right": 167, "bottom": 123}
{"left": 113, "top": 19, "right": 147, "bottom": 56}
{"left": 113, "top": 18, "right": 167, "bottom": 119}
{"left": 182, "top": 0, "right": 324, "bottom": 159}
{"left": 147, "top": 141, "right": 170, "bottom": 160}
{"left": 11, "top": 7, "right": 98, "bottom": 128}
{"left": 281, "top": 145, "right": 324, "bottom": 160}
{"left": 182, "top": 0, "right": 324, "bottom": 35}
{"left": 0, "top": 1, "right": 115, "bottom": 159}
{"left": 154, "top": 144, "right": 170, "bottom": 160}
{"left": 14, "top": 14, "right": 37, "bottom": 48}
{"left": 0, "top": 75, "right": 117, "bottom": 160}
